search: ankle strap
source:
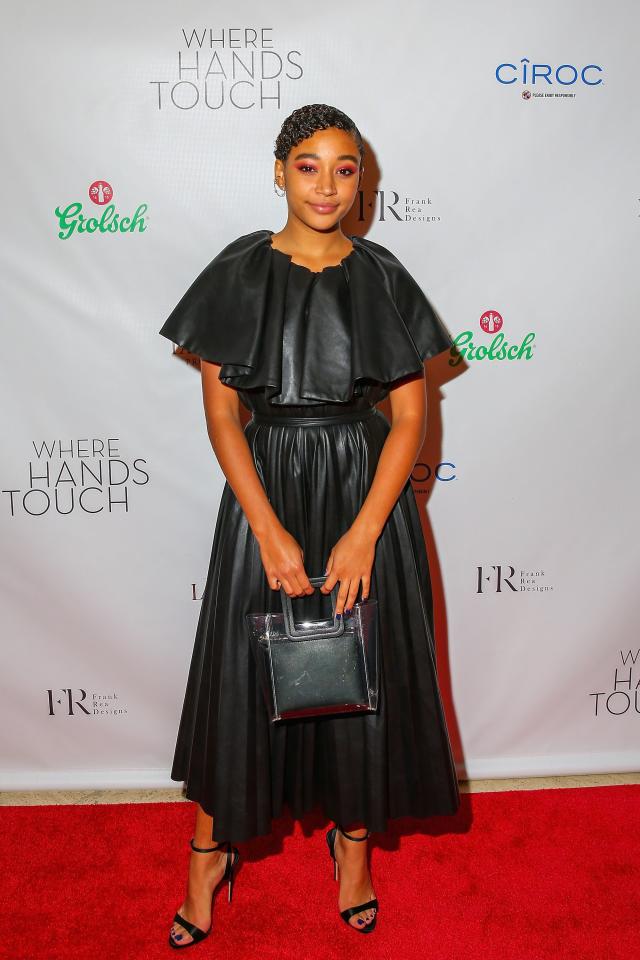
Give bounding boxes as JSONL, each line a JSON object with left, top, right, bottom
{"left": 190, "top": 838, "right": 229, "bottom": 853}
{"left": 338, "top": 826, "right": 370, "bottom": 842}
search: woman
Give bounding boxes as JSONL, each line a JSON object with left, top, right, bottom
{"left": 159, "top": 103, "right": 460, "bottom": 948}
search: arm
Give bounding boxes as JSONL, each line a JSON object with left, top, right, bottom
{"left": 200, "top": 360, "right": 314, "bottom": 597}
{"left": 353, "top": 372, "right": 427, "bottom": 539}
{"left": 321, "top": 371, "right": 427, "bottom": 614}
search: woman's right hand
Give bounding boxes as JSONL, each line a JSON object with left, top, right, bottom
{"left": 256, "top": 522, "right": 315, "bottom": 597}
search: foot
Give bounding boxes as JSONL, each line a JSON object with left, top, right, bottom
{"left": 169, "top": 844, "right": 229, "bottom": 946}
{"left": 334, "top": 830, "right": 377, "bottom": 930}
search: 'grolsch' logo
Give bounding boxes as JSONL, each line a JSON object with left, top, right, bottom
{"left": 54, "top": 181, "right": 149, "bottom": 239}
{"left": 450, "top": 309, "right": 536, "bottom": 364}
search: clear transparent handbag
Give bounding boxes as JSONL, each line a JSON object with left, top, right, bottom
{"left": 246, "top": 575, "right": 379, "bottom": 722}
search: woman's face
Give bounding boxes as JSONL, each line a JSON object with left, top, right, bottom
{"left": 275, "top": 126, "right": 363, "bottom": 230}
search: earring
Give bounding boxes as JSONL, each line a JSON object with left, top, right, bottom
{"left": 274, "top": 179, "right": 285, "bottom": 197}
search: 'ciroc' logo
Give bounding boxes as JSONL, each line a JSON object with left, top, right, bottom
{"left": 496, "top": 59, "right": 603, "bottom": 85}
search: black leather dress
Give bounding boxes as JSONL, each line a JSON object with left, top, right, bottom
{"left": 159, "top": 228, "right": 460, "bottom": 843}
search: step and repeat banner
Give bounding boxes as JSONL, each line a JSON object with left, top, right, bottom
{"left": 1, "top": 1, "right": 638, "bottom": 790}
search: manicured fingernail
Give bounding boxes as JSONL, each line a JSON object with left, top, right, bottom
{"left": 357, "top": 919, "right": 364, "bottom": 925}
{"left": 345, "top": 608, "right": 352, "bottom": 616}
{"left": 336, "top": 613, "right": 341, "bottom": 619}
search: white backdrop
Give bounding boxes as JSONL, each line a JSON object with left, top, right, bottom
{"left": 1, "top": 0, "right": 639, "bottom": 790}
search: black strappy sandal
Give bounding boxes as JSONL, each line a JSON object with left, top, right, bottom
{"left": 168, "top": 837, "right": 240, "bottom": 949}
{"left": 326, "top": 825, "right": 378, "bottom": 933}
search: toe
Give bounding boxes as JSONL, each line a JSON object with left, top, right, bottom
{"left": 170, "top": 922, "right": 193, "bottom": 945}
{"left": 351, "top": 906, "right": 376, "bottom": 927}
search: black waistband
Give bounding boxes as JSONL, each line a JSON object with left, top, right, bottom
{"left": 250, "top": 407, "right": 377, "bottom": 427}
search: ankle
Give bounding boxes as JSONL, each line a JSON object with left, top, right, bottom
{"left": 336, "top": 834, "right": 369, "bottom": 866}
{"left": 191, "top": 852, "right": 227, "bottom": 873}
{"left": 339, "top": 824, "right": 369, "bottom": 840}
{"left": 189, "top": 848, "right": 227, "bottom": 879}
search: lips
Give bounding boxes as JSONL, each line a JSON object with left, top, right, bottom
{"left": 309, "top": 202, "right": 339, "bottom": 213}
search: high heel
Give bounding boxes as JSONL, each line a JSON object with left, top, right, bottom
{"left": 326, "top": 825, "right": 378, "bottom": 933}
{"left": 168, "top": 837, "right": 240, "bottom": 949}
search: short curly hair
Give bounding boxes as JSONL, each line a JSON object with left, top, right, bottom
{"left": 274, "top": 103, "right": 365, "bottom": 167}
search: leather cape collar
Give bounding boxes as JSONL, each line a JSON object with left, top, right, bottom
{"left": 159, "top": 229, "right": 453, "bottom": 403}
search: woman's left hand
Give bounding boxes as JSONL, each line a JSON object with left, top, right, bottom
{"left": 321, "top": 525, "right": 377, "bottom": 616}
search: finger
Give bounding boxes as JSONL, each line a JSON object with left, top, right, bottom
{"left": 276, "top": 575, "right": 297, "bottom": 596}
{"left": 279, "top": 561, "right": 314, "bottom": 596}
{"left": 321, "top": 574, "right": 337, "bottom": 594}
{"left": 320, "top": 553, "right": 334, "bottom": 592}
{"left": 298, "top": 561, "right": 315, "bottom": 594}
{"left": 334, "top": 579, "right": 351, "bottom": 617}
{"left": 322, "top": 569, "right": 339, "bottom": 595}
{"left": 360, "top": 574, "right": 371, "bottom": 601}
{"left": 344, "top": 578, "right": 361, "bottom": 614}
{"left": 290, "top": 568, "right": 315, "bottom": 596}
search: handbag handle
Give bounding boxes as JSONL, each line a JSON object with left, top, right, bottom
{"left": 279, "top": 575, "right": 345, "bottom": 640}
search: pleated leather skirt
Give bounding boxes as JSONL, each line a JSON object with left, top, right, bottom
{"left": 170, "top": 397, "right": 460, "bottom": 843}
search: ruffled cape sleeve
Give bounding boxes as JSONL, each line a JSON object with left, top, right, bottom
{"left": 158, "top": 230, "right": 274, "bottom": 367}
{"left": 347, "top": 236, "right": 454, "bottom": 377}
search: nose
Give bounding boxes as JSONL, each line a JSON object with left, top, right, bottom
{"left": 315, "top": 170, "right": 338, "bottom": 196}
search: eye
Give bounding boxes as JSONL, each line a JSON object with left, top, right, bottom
{"left": 296, "top": 165, "right": 357, "bottom": 176}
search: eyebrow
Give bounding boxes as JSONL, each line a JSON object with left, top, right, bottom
{"left": 292, "top": 152, "right": 360, "bottom": 163}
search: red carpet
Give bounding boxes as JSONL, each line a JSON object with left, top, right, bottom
{"left": 1, "top": 784, "right": 638, "bottom": 960}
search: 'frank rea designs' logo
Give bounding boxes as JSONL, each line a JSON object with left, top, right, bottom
{"left": 54, "top": 181, "right": 149, "bottom": 239}
{"left": 450, "top": 310, "right": 536, "bottom": 364}
{"left": 47, "top": 689, "right": 128, "bottom": 717}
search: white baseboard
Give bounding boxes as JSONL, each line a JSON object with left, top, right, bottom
{"left": 1, "top": 752, "right": 639, "bottom": 793}
{"left": 0, "top": 769, "right": 178, "bottom": 791}
{"left": 460, "top": 751, "right": 640, "bottom": 779}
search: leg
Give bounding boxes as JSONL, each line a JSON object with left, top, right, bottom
{"left": 169, "top": 803, "right": 230, "bottom": 946}
{"left": 333, "top": 822, "right": 377, "bottom": 929}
